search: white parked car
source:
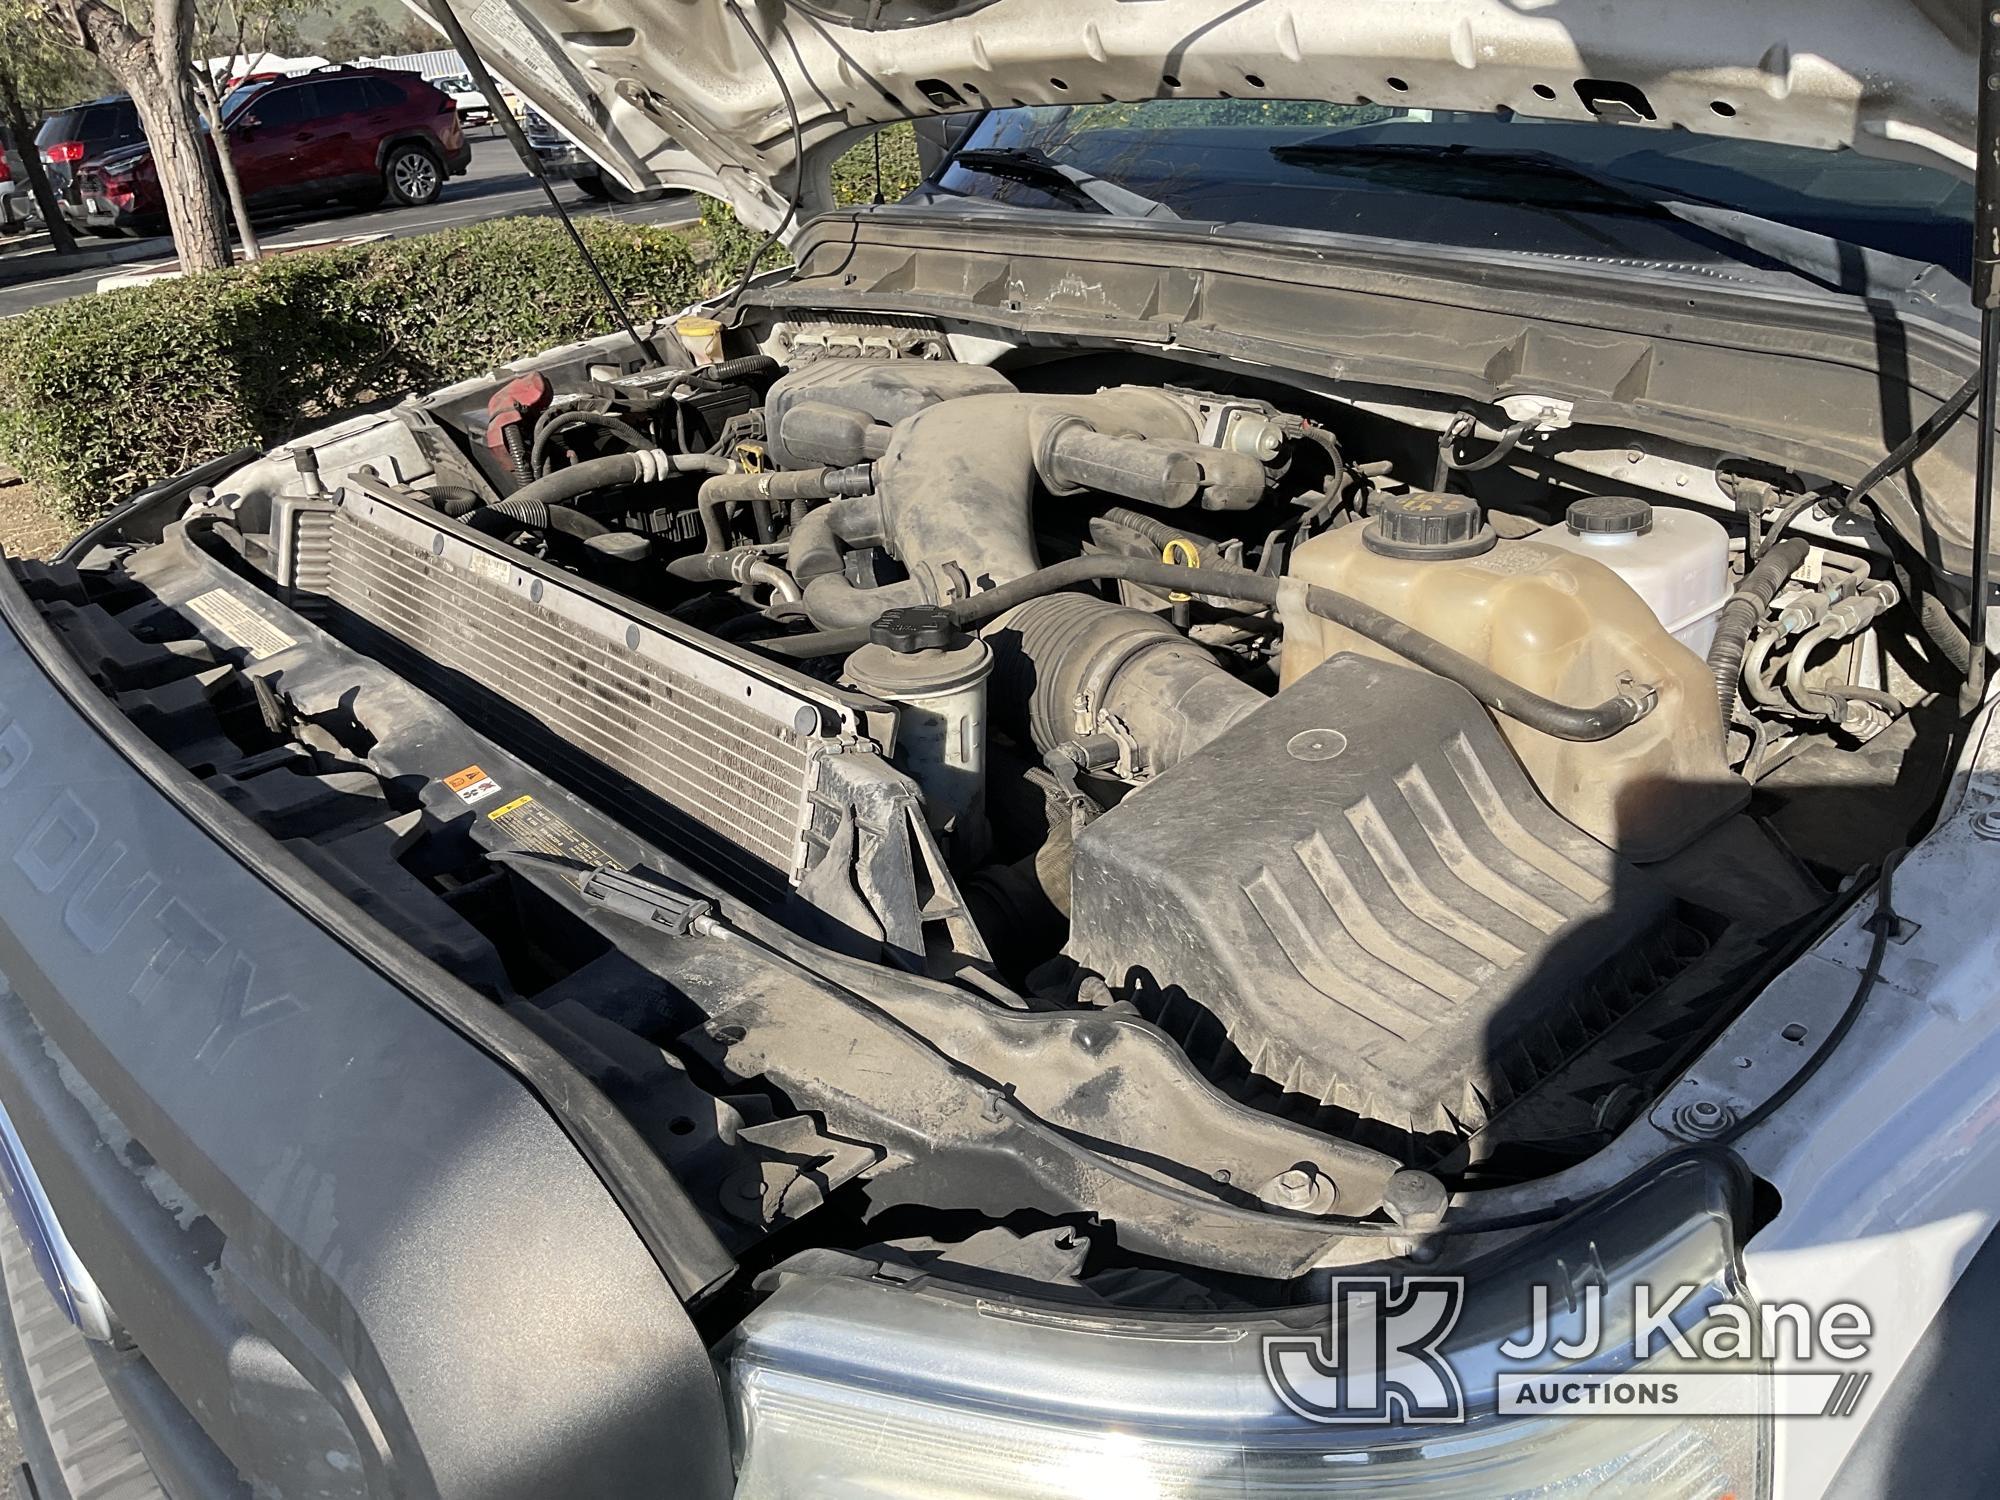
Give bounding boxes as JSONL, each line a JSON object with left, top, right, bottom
{"left": 429, "top": 71, "right": 492, "bottom": 126}
{"left": 0, "top": 144, "right": 33, "bottom": 234}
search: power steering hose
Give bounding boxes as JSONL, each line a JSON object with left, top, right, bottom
{"left": 757, "top": 555, "right": 1654, "bottom": 742}
{"left": 1706, "top": 536, "right": 1810, "bottom": 729}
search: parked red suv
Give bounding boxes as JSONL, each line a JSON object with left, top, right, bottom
{"left": 67, "top": 68, "right": 471, "bottom": 237}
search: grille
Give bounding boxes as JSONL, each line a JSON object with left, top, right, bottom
{"left": 299, "top": 493, "right": 857, "bottom": 900}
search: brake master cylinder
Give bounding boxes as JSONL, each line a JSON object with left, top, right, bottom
{"left": 843, "top": 606, "right": 993, "bottom": 860}
{"left": 1278, "top": 492, "right": 1743, "bottom": 860}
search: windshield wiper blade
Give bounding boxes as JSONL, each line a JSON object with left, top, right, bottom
{"left": 1269, "top": 141, "right": 1925, "bottom": 295}
{"left": 948, "top": 146, "right": 1180, "bottom": 220}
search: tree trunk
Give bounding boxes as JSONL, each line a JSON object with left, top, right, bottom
{"left": 191, "top": 66, "right": 258, "bottom": 260}
{"left": 0, "top": 69, "right": 78, "bottom": 256}
{"left": 123, "top": 71, "right": 230, "bottom": 271}
{"left": 66, "top": 0, "right": 232, "bottom": 273}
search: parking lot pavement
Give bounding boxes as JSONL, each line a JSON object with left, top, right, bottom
{"left": 0, "top": 133, "right": 702, "bottom": 318}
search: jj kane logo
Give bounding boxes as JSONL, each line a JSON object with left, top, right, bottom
{"left": 1262, "top": 1277, "right": 1467, "bottom": 1425}
{"left": 1262, "top": 1276, "right": 1874, "bottom": 1425}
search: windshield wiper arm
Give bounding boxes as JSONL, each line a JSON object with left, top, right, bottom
{"left": 948, "top": 146, "right": 1180, "bottom": 220}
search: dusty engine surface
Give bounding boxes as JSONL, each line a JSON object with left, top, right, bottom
{"left": 280, "top": 334, "right": 1833, "bottom": 1167}
{"left": 1069, "top": 652, "right": 1671, "bottom": 1152}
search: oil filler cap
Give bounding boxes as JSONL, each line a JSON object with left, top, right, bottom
{"left": 1566, "top": 494, "right": 1655, "bottom": 536}
{"left": 869, "top": 605, "right": 959, "bottom": 653}
{"left": 1363, "top": 490, "right": 1497, "bottom": 560}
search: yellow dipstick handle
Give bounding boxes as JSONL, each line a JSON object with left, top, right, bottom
{"left": 1161, "top": 538, "right": 1200, "bottom": 601}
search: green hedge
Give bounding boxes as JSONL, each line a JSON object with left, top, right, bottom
{"left": 0, "top": 218, "right": 708, "bottom": 527}
{"left": 0, "top": 123, "right": 924, "bottom": 530}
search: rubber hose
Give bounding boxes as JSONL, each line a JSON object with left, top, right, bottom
{"left": 502, "top": 450, "right": 729, "bottom": 517}
{"left": 1887, "top": 553, "right": 1975, "bottom": 674}
{"left": 469, "top": 498, "right": 609, "bottom": 542}
{"left": 666, "top": 549, "right": 803, "bottom": 602}
{"left": 1707, "top": 537, "right": 1809, "bottom": 727}
{"left": 761, "top": 556, "right": 1652, "bottom": 741}
{"left": 1754, "top": 370, "right": 1980, "bottom": 562}
{"left": 786, "top": 497, "right": 929, "bottom": 627}
{"left": 1291, "top": 423, "right": 1347, "bottom": 500}
{"left": 1095, "top": 507, "right": 1239, "bottom": 569}
{"left": 700, "top": 464, "right": 875, "bottom": 554}
{"left": 530, "top": 410, "right": 659, "bottom": 477}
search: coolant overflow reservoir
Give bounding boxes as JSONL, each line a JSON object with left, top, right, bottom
{"left": 843, "top": 607, "right": 992, "bottom": 860}
{"left": 1538, "top": 496, "right": 1731, "bottom": 655}
{"left": 1279, "top": 495, "right": 1743, "bottom": 861}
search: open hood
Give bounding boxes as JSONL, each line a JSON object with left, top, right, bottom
{"left": 414, "top": 0, "right": 1980, "bottom": 229}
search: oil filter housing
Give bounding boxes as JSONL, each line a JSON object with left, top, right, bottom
{"left": 843, "top": 606, "right": 993, "bottom": 860}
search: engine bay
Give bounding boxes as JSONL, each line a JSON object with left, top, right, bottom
{"left": 17, "top": 302, "right": 1966, "bottom": 1303}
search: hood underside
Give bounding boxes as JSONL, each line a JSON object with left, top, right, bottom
{"left": 410, "top": 0, "right": 1981, "bottom": 228}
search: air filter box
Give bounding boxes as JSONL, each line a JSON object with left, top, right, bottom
{"left": 1067, "top": 653, "right": 1672, "bottom": 1145}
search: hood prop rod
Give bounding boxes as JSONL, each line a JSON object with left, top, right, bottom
{"left": 1966, "top": 5, "right": 2000, "bottom": 712}
{"left": 421, "top": 0, "right": 663, "bottom": 369}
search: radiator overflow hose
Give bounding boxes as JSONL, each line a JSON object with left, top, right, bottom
{"left": 762, "top": 556, "right": 1654, "bottom": 742}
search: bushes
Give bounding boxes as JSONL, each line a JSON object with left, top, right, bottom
{"left": 0, "top": 123, "right": 926, "bottom": 530}
{"left": 0, "top": 217, "right": 709, "bottom": 527}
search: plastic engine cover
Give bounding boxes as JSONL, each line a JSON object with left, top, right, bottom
{"left": 1068, "top": 653, "right": 1671, "bottom": 1147}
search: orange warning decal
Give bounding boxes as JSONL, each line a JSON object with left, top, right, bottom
{"left": 442, "top": 765, "right": 502, "bottom": 804}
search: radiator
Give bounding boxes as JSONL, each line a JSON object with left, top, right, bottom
{"left": 279, "top": 489, "right": 869, "bottom": 904}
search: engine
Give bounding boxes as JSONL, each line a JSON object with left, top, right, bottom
{"left": 244, "top": 338, "right": 1856, "bottom": 1166}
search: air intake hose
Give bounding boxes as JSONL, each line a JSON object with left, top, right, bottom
{"left": 985, "top": 593, "right": 1264, "bottom": 771}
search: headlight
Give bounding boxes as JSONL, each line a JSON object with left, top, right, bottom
{"left": 720, "top": 1157, "right": 1766, "bottom": 1498}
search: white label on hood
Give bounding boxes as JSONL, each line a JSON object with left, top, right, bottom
{"left": 471, "top": 0, "right": 592, "bottom": 119}
{"left": 185, "top": 588, "right": 297, "bottom": 660}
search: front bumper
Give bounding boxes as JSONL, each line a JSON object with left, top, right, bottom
{"left": 59, "top": 191, "right": 145, "bottom": 233}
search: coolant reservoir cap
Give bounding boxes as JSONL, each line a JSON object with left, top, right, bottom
{"left": 1363, "top": 490, "right": 1497, "bottom": 560}
{"left": 1566, "top": 494, "right": 1654, "bottom": 536}
{"left": 869, "top": 605, "right": 960, "bottom": 654}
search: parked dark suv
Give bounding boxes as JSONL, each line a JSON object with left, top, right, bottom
{"left": 33, "top": 95, "right": 143, "bottom": 212}
{"left": 66, "top": 68, "right": 470, "bottom": 237}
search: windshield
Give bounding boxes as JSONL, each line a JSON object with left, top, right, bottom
{"left": 219, "top": 84, "right": 268, "bottom": 122}
{"left": 921, "top": 101, "right": 1973, "bottom": 278}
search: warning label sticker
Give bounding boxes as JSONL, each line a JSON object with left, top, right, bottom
{"left": 442, "top": 765, "right": 503, "bottom": 805}
{"left": 185, "top": 588, "right": 297, "bottom": 660}
{"left": 486, "top": 795, "right": 622, "bottom": 871}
